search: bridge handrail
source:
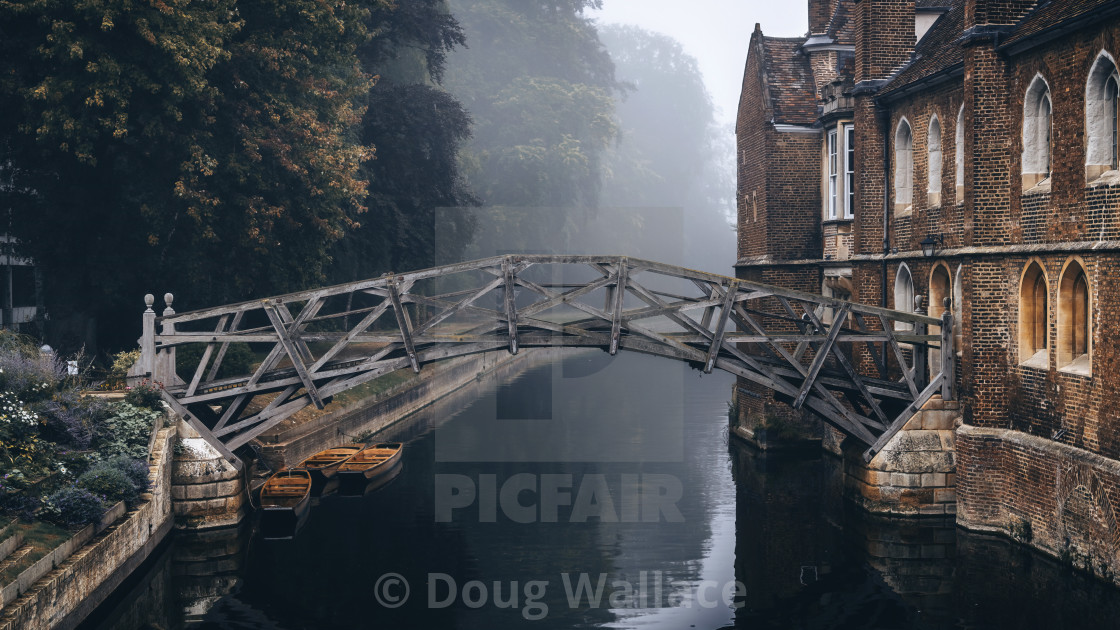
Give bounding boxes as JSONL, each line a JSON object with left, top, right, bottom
{"left": 155, "top": 254, "right": 943, "bottom": 328}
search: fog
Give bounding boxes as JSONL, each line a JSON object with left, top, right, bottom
{"left": 440, "top": 0, "right": 753, "bottom": 276}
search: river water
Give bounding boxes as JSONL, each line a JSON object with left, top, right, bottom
{"left": 82, "top": 351, "right": 1120, "bottom": 629}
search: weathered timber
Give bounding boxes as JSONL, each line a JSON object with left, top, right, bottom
{"left": 140, "top": 255, "right": 950, "bottom": 462}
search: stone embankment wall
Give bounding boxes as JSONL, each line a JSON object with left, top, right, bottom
{"left": 0, "top": 426, "right": 177, "bottom": 630}
{"left": 844, "top": 396, "right": 960, "bottom": 516}
{"left": 172, "top": 422, "right": 245, "bottom": 530}
{"left": 256, "top": 350, "right": 524, "bottom": 469}
{"left": 957, "top": 425, "right": 1120, "bottom": 583}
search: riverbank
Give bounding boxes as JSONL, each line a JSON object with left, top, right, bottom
{"left": 0, "top": 426, "right": 176, "bottom": 630}
{"left": 252, "top": 349, "right": 537, "bottom": 470}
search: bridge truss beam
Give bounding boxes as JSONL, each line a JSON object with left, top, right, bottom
{"left": 138, "top": 255, "right": 953, "bottom": 463}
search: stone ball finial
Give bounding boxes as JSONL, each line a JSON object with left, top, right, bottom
{"left": 144, "top": 294, "right": 155, "bottom": 308}
{"left": 164, "top": 293, "right": 174, "bottom": 308}
{"left": 943, "top": 296, "right": 952, "bottom": 310}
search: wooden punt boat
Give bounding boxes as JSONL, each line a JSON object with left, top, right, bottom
{"left": 259, "top": 470, "right": 311, "bottom": 538}
{"left": 296, "top": 444, "right": 365, "bottom": 494}
{"left": 336, "top": 443, "right": 403, "bottom": 494}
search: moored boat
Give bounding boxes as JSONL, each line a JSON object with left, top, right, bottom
{"left": 296, "top": 444, "right": 365, "bottom": 494}
{"left": 336, "top": 442, "right": 403, "bottom": 494}
{"left": 259, "top": 469, "right": 312, "bottom": 539}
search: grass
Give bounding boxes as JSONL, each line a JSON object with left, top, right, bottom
{"left": 0, "top": 520, "right": 71, "bottom": 585}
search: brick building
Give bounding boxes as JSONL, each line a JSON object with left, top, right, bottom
{"left": 736, "top": 0, "right": 1120, "bottom": 577}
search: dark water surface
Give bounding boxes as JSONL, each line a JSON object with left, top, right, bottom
{"left": 82, "top": 351, "right": 1120, "bottom": 629}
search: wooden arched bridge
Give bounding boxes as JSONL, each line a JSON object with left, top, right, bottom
{"left": 134, "top": 255, "right": 953, "bottom": 464}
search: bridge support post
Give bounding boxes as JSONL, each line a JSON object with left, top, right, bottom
{"left": 171, "top": 416, "right": 248, "bottom": 530}
{"left": 129, "top": 294, "right": 157, "bottom": 387}
{"left": 843, "top": 395, "right": 961, "bottom": 516}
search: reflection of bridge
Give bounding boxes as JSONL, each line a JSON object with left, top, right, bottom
{"left": 137, "top": 255, "right": 953, "bottom": 464}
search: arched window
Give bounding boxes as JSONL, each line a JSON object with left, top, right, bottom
{"left": 953, "top": 264, "right": 963, "bottom": 354}
{"left": 1058, "top": 260, "right": 1090, "bottom": 373}
{"left": 1022, "top": 75, "right": 1052, "bottom": 190}
{"left": 895, "top": 119, "right": 914, "bottom": 213}
{"left": 894, "top": 263, "right": 915, "bottom": 331}
{"left": 1086, "top": 52, "right": 1120, "bottom": 180}
{"left": 928, "top": 116, "right": 942, "bottom": 206}
{"left": 1019, "top": 261, "right": 1048, "bottom": 367}
{"left": 928, "top": 264, "right": 951, "bottom": 372}
{"left": 955, "top": 105, "right": 965, "bottom": 202}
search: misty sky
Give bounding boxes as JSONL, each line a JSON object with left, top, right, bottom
{"left": 591, "top": 1, "right": 808, "bottom": 127}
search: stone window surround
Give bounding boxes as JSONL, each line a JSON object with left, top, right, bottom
{"left": 893, "top": 262, "right": 915, "bottom": 331}
{"left": 928, "top": 114, "right": 943, "bottom": 208}
{"left": 1057, "top": 257, "right": 1092, "bottom": 376}
{"left": 823, "top": 121, "right": 856, "bottom": 220}
{"left": 955, "top": 105, "right": 965, "bottom": 202}
{"left": 1085, "top": 50, "right": 1120, "bottom": 183}
{"left": 894, "top": 118, "right": 914, "bottom": 215}
{"left": 1019, "top": 259, "right": 1049, "bottom": 368}
{"left": 927, "top": 262, "right": 951, "bottom": 372}
{"left": 1022, "top": 73, "right": 1052, "bottom": 192}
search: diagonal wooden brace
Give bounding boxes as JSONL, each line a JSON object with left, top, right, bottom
{"left": 610, "top": 259, "right": 628, "bottom": 355}
{"left": 388, "top": 279, "right": 421, "bottom": 373}
{"left": 704, "top": 281, "right": 738, "bottom": 373}
{"left": 263, "top": 302, "right": 326, "bottom": 410}
{"left": 793, "top": 304, "right": 847, "bottom": 409}
{"left": 504, "top": 258, "right": 519, "bottom": 354}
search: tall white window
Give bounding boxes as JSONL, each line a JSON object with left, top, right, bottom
{"left": 894, "top": 263, "right": 915, "bottom": 331}
{"left": 955, "top": 105, "right": 965, "bottom": 200}
{"left": 828, "top": 129, "right": 839, "bottom": 219}
{"left": 1086, "top": 52, "right": 1120, "bottom": 180}
{"left": 844, "top": 124, "right": 855, "bottom": 218}
{"left": 1022, "top": 74, "right": 1052, "bottom": 190}
{"left": 928, "top": 116, "right": 942, "bottom": 206}
{"left": 895, "top": 119, "right": 914, "bottom": 213}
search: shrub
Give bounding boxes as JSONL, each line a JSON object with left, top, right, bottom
{"left": 107, "top": 349, "right": 141, "bottom": 389}
{"left": 77, "top": 465, "right": 140, "bottom": 506}
{"left": 0, "top": 491, "right": 39, "bottom": 521}
{"left": 38, "top": 389, "right": 110, "bottom": 450}
{"left": 0, "top": 391, "right": 44, "bottom": 467}
{"left": 95, "top": 403, "right": 160, "bottom": 460}
{"left": 124, "top": 380, "right": 164, "bottom": 411}
{"left": 101, "top": 455, "right": 150, "bottom": 494}
{"left": 0, "top": 348, "right": 64, "bottom": 404}
{"left": 41, "top": 487, "right": 105, "bottom": 527}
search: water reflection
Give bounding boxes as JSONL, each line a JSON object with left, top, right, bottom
{"left": 80, "top": 351, "right": 1120, "bottom": 630}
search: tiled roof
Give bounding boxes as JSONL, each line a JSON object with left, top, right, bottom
{"left": 827, "top": 0, "right": 856, "bottom": 45}
{"left": 762, "top": 36, "right": 818, "bottom": 125}
{"left": 880, "top": 0, "right": 966, "bottom": 97}
{"left": 1002, "top": 0, "right": 1118, "bottom": 49}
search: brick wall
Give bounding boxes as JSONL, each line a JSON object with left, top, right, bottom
{"left": 737, "top": 31, "right": 770, "bottom": 260}
{"left": 855, "top": 0, "right": 915, "bottom": 83}
{"left": 957, "top": 425, "right": 1120, "bottom": 581}
{"left": 964, "top": 0, "right": 1038, "bottom": 30}
{"left": 767, "top": 130, "right": 823, "bottom": 260}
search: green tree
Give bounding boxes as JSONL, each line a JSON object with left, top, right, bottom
{"left": 328, "top": 0, "right": 477, "bottom": 281}
{"left": 0, "top": 0, "right": 374, "bottom": 349}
